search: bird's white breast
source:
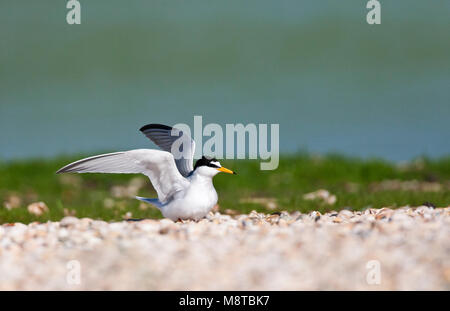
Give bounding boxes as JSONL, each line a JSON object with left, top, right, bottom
{"left": 161, "top": 173, "right": 218, "bottom": 221}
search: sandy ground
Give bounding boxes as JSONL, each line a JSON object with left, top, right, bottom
{"left": 0, "top": 206, "right": 449, "bottom": 290}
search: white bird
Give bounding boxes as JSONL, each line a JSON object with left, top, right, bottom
{"left": 56, "top": 124, "right": 236, "bottom": 221}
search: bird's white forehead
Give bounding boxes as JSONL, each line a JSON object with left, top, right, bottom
{"left": 211, "top": 161, "right": 221, "bottom": 167}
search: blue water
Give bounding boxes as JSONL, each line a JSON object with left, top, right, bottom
{"left": 1, "top": 1, "right": 449, "bottom": 161}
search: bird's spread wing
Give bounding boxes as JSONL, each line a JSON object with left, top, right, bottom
{"left": 139, "top": 124, "right": 195, "bottom": 177}
{"left": 56, "top": 149, "right": 189, "bottom": 203}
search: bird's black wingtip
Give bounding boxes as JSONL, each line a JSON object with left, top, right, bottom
{"left": 55, "top": 166, "right": 69, "bottom": 174}
{"left": 139, "top": 123, "right": 173, "bottom": 132}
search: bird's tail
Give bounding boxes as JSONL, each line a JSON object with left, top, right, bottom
{"left": 136, "top": 196, "right": 164, "bottom": 209}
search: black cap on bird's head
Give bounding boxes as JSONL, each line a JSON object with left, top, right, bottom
{"left": 194, "top": 156, "right": 236, "bottom": 174}
{"left": 194, "top": 156, "right": 219, "bottom": 170}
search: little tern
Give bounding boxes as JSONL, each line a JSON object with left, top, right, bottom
{"left": 56, "top": 124, "right": 236, "bottom": 221}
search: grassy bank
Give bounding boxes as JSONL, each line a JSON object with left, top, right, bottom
{"left": 0, "top": 153, "right": 449, "bottom": 224}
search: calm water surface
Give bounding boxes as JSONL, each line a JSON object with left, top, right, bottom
{"left": 1, "top": 1, "right": 449, "bottom": 161}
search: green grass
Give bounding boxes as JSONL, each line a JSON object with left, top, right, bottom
{"left": 0, "top": 153, "right": 449, "bottom": 224}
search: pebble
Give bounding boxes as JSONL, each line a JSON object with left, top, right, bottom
{"left": 333, "top": 217, "right": 343, "bottom": 223}
{"left": 0, "top": 206, "right": 448, "bottom": 290}
{"left": 339, "top": 209, "right": 354, "bottom": 218}
{"left": 27, "top": 202, "right": 49, "bottom": 216}
{"left": 60, "top": 216, "right": 79, "bottom": 227}
{"left": 303, "top": 189, "right": 337, "bottom": 205}
{"left": 3, "top": 195, "right": 22, "bottom": 210}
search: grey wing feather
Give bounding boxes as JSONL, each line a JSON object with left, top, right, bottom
{"left": 139, "top": 123, "right": 195, "bottom": 177}
{"left": 56, "top": 152, "right": 142, "bottom": 174}
{"left": 56, "top": 149, "right": 189, "bottom": 203}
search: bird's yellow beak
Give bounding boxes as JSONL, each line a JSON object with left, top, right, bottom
{"left": 217, "top": 167, "right": 237, "bottom": 175}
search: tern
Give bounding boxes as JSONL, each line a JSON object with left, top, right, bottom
{"left": 56, "top": 124, "right": 236, "bottom": 221}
